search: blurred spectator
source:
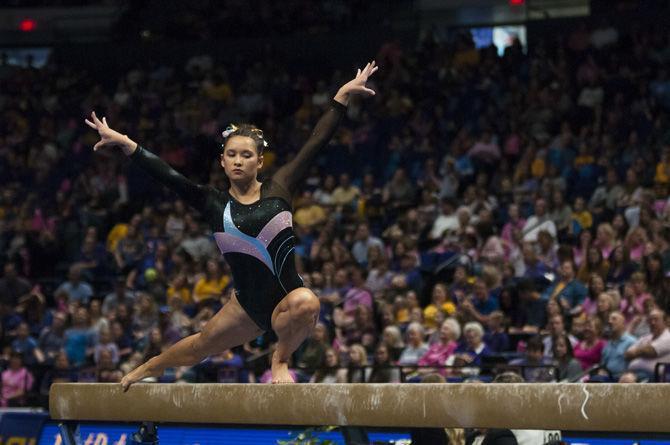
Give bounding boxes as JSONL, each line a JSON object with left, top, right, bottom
{"left": 351, "top": 223, "right": 383, "bottom": 265}
{"left": 39, "top": 351, "right": 76, "bottom": 398}
{"left": 398, "top": 322, "right": 428, "bottom": 366}
{"left": 483, "top": 311, "right": 510, "bottom": 353}
{"left": 573, "top": 317, "right": 606, "bottom": 370}
{"left": 449, "top": 322, "right": 491, "bottom": 368}
{"left": 337, "top": 343, "right": 369, "bottom": 383}
{"left": 552, "top": 333, "right": 583, "bottom": 381}
{"left": 296, "top": 322, "right": 329, "bottom": 372}
{"left": 522, "top": 198, "right": 557, "bottom": 242}
{"left": 0, "top": 263, "right": 31, "bottom": 308}
{"left": 94, "top": 327, "right": 119, "bottom": 366}
{"left": 460, "top": 278, "right": 499, "bottom": 324}
{"left": 381, "top": 325, "right": 405, "bottom": 361}
{"left": 418, "top": 318, "right": 460, "bottom": 370}
{"left": 55, "top": 265, "right": 94, "bottom": 306}
{"left": 102, "top": 277, "right": 136, "bottom": 316}
{"left": 367, "top": 343, "right": 401, "bottom": 383}
{"left": 310, "top": 348, "right": 341, "bottom": 383}
{"left": 626, "top": 309, "right": 670, "bottom": 380}
{"left": 510, "top": 336, "right": 555, "bottom": 382}
{"left": 37, "top": 311, "right": 68, "bottom": 365}
{"left": 543, "top": 314, "right": 578, "bottom": 356}
{"left": 192, "top": 258, "right": 229, "bottom": 305}
{"left": 63, "top": 306, "right": 94, "bottom": 367}
{"left": 541, "top": 260, "right": 587, "bottom": 314}
{"left": 423, "top": 283, "right": 456, "bottom": 330}
{"left": 11, "top": 322, "right": 40, "bottom": 366}
{"left": 600, "top": 311, "right": 636, "bottom": 380}
{"left": 1, "top": 352, "right": 34, "bottom": 407}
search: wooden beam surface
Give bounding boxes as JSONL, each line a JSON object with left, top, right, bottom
{"left": 49, "top": 383, "right": 670, "bottom": 432}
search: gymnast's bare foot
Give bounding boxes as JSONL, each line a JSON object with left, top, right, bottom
{"left": 271, "top": 360, "right": 294, "bottom": 383}
{"left": 121, "top": 361, "right": 163, "bottom": 392}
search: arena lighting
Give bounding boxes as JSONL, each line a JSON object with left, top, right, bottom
{"left": 509, "top": 0, "right": 525, "bottom": 5}
{"left": 19, "top": 19, "right": 36, "bottom": 32}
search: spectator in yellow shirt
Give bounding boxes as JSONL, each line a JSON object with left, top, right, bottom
{"left": 193, "top": 259, "right": 230, "bottom": 304}
{"left": 167, "top": 274, "right": 193, "bottom": 305}
{"left": 654, "top": 148, "right": 670, "bottom": 184}
{"left": 423, "top": 283, "right": 456, "bottom": 330}
{"left": 571, "top": 196, "right": 593, "bottom": 233}
{"left": 293, "top": 192, "right": 327, "bottom": 228}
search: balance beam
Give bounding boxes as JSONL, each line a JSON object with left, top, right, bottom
{"left": 50, "top": 383, "right": 670, "bottom": 432}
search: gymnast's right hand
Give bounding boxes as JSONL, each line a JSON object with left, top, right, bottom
{"left": 85, "top": 111, "right": 138, "bottom": 156}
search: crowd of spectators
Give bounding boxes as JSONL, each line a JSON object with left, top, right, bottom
{"left": 1, "top": 15, "right": 670, "bottom": 408}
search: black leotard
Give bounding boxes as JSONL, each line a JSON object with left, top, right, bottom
{"left": 130, "top": 100, "right": 345, "bottom": 331}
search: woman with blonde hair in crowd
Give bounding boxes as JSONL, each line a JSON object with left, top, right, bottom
{"left": 381, "top": 325, "right": 405, "bottom": 361}
{"left": 595, "top": 292, "right": 617, "bottom": 327}
{"left": 594, "top": 222, "right": 617, "bottom": 260}
{"left": 625, "top": 226, "right": 648, "bottom": 263}
{"left": 337, "top": 343, "right": 369, "bottom": 383}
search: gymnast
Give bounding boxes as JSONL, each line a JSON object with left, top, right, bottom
{"left": 85, "top": 61, "right": 378, "bottom": 388}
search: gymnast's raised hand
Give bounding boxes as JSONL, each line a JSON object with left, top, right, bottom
{"left": 84, "top": 112, "right": 138, "bottom": 155}
{"left": 333, "top": 60, "right": 378, "bottom": 105}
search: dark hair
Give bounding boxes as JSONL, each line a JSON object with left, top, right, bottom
{"left": 552, "top": 333, "right": 574, "bottom": 359}
{"left": 493, "top": 371, "right": 524, "bottom": 383}
{"left": 221, "top": 123, "right": 268, "bottom": 154}
{"left": 526, "top": 335, "right": 544, "bottom": 353}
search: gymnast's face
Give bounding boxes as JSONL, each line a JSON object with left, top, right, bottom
{"left": 221, "top": 136, "right": 263, "bottom": 182}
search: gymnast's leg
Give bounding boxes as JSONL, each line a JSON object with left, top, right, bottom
{"left": 121, "top": 292, "right": 263, "bottom": 390}
{"left": 270, "top": 287, "right": 320, "bottom": 383}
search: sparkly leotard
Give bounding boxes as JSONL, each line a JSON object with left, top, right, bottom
{"left": 131, "top": 100, "right": 346, "bottom": 331}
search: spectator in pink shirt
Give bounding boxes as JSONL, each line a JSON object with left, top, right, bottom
{"left": 500, "top": 204, "right": 526, "bottom": 250}
{"left": 468, "top": 130, "right": 501, "bottom": 164}
{"left": 342, "top": 266, "right": 373, "bottom": 317}
{"left": 573, "top": 317, "right": 606, "bottom": 370}
{"left": 418, "top": 318, "right": 460, "bottom": 370}
{"left": 620, "top": 273, "right": 652, "bottom": 323}
{"left": 1, "top": 352, "right": 34, "bottom": 407}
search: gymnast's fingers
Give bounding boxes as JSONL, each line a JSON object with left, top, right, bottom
{"left": 92, "top": 111, "right": 104, "bottom": 126}
{"left": 84, "top": 119, "right": 97, "bottom": 130}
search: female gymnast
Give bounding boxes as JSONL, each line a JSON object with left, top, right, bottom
{"left": 85, "top": 61, "right": 378, "bottom": 388}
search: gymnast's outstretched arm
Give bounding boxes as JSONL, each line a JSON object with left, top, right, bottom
{"left": 273, "top": 61, "right": 378, "bottom": 194}
{"left": 84, "top": 111, "right": 211, "bottom": 213}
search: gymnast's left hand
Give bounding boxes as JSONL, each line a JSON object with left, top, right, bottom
{"left": 334, "top": 60, "right": 378, "bottom": 106}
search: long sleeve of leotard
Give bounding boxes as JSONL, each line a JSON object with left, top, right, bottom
{"left": 130, "top": 145, "right": 214, "bottom": 214}
{"left": 273, "top": 99, "right": 346, "bottom": 194}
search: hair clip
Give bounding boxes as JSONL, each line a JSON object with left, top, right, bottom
{"left": 221, "top": 124, "right": 238, "bottom": 139}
